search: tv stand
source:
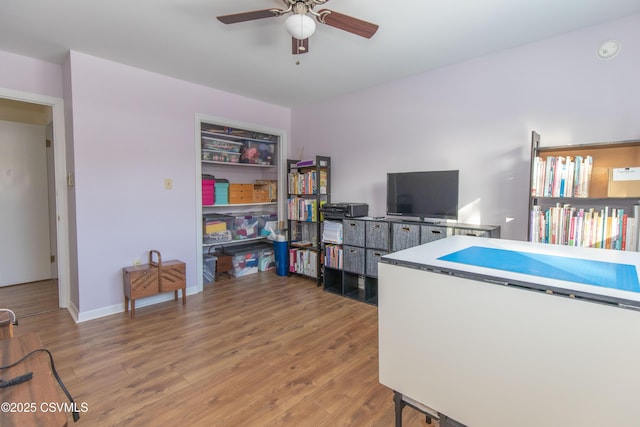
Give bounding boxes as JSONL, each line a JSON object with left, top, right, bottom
{"left": 394, "top": 215, "right": 451, "bottom": 225}
{"left": 421, "top": 219, "right": 447, "bottom": 225}
{"left": 390, "top": 219, "right": 500, "bottom": 252}
{"left": 322, "top": 217, "right": 501, "bottom": 306}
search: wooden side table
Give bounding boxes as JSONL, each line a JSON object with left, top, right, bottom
{"left": 123, "top": 263, "right": 158, "bottom": 318}
{"left": 123, "top": 250, "right": 186, "bottom": 318}
{"left": 158, "top": 259, "right": 186, "bottom": 306}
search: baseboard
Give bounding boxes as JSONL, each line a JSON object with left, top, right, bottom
{"left": 66, "top": 301, "right": 80, "bottom": 323}
{"left": 75, "top": 286, "right": 200, "bottom": 323}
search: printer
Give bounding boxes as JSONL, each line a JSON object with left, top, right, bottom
{"left": 321, "top": 203, "right": 369, "bottom": 219}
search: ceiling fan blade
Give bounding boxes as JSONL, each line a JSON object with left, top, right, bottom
{"left": 317, "top": 9, "right": 378, "bottom": 39}
{"left": 292, "top": 37, "right": 309, "bottom": 55}
{"left": 217, "top": 9, "right": 279, "bottom": 24}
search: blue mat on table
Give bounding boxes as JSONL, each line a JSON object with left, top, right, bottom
{"left": 437, "top": 246, "right": 640, "bottom": 291}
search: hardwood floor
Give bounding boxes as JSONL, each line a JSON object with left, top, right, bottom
{"left": 0, "top": 279, "right": 59, "bottom": 318}
{"left": 10, "top": 273, "right": 433, "bottom": 426}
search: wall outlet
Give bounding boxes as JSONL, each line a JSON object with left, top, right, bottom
{"left": 164, "top": 178, "right": 173, "bottom": 190}
{"left": 133, "top": 259, "right": 141, "bottom": 266}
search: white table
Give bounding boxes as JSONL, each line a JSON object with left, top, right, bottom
{"left": 378, "top": 235, "right": 640, "bottom": 427}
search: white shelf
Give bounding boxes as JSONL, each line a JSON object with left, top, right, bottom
{"left": 201, "top": 159, "right": 275, "bottom": 168}
{"left": 203, "top": 202, "right": 276, "bottom": 208}
{"left": 203, "top": 236, "right": 269, "bottom": 248}
{"left": 201, "top": 130, "right": 276, "bottom": 145}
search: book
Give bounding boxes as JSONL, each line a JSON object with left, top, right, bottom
{"left": 296, "top": 159, "right": 316, "bottom": 167}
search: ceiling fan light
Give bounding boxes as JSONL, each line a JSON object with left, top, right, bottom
{"left": 285, "top": 14, "right": 316, "bottom": 40}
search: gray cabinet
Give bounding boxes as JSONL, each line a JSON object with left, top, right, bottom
{"left": 343, "top": 245, "right": 365, "bottom": 275}
{"left": 344, "top": 219, "right": 365, "bottom": 246}
{"left": 365, "top": 221, "right": 389, "bottom": 278}
{"left": 453, "top": 227, "right": 491, "bottom": 237}
{"left": 392, "top": 223, "right": 421, "bottom": 251}
{"left": 325, "top": 217, "right": 500, "bottom": 306}
{"left": 323, "top": 218, "right": 389, "bottom": 305}
{"left": 420, "top": 224, "right": 452, "bottom": 244}
{"left": 366, "top": 221, "right": 390, "bottom": 250}
{"left": 366, "top": 248, "right": 387, "bottom": 278}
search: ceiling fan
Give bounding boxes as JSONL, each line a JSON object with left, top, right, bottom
{"left": 217, "top": 0, "right": 379, "bottom": 55}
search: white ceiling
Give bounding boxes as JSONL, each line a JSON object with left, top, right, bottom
{"left": 1, "top": 0, "right": 639, "bottom": 107}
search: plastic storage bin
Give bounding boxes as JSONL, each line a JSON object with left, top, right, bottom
{"left": 203, "top": 254, "right": 217, "bottom": 284}
{"left": 201, "top": 137, "right": 243, "bottom": 152}
{"left": 259, "top": 249, "right": 275, "bottom": 272}
{"left": 202, "top": 175, "right": 215, "bottom": 205}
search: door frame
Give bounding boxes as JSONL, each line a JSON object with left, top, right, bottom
{"left": 0, "top": 87, "right": 70, "bottom": 310}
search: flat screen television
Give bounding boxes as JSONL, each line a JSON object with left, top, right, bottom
{"left": 386, "top": 170, "right": 459, "bottom": 221}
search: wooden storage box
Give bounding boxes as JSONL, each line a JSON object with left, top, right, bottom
{"left": 229, "top": 183, "right": 254, "bottom": 204}
{"left": 214, "top": 252, "right": 233, "bottom": 278}
{"left": 255, "top": 180, "right": 277, "bottom": 201}
{"left": 123, "top": 264, "right": 159, "bottom": 300}
{"left": 159, "top": 259, "right": 186, "bottom": 292}
{"left": 123, "top": 250, "right": 186, "bottom": 318}
{"left": 253, "top": 189, "right": 270, "bottom": 203}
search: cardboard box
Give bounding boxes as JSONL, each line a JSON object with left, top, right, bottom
{"left": 608, "top": 167, "right": 640, "bottom": 197}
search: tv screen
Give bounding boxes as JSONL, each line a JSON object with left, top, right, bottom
{"left": 387, "top": 170, "right": 459, "bottom": 221}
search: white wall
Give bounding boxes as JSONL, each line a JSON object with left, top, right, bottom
{"left": 0, "top": 50, "right": 63, "bottom": 99}
{"left": 291, "top": 14, "right": 640, "bottom": 240}
{"left": 65, "top": 51, "right": 291, "bottom": 319}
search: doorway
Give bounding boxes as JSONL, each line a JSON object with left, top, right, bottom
{"left": 0, "top": 91, "right": 70, "bottom": 320}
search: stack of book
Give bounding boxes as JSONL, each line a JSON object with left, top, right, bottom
{"left": 530, "top": 203, "right": 638, "bottom": 251}
{"left": 288, "top": 169, "right": 327, "bottom": 195}
{"left": 289, "top": 248, "right": 318, "bottom": 278}
{"left": 531, "top": 155, "right": 593, "bottom": 198}
{"left": 287, "top": 197, "right": 319, "bottom": 222}
{"left": 324, "top": 245, "right": 343, "bottom": 269}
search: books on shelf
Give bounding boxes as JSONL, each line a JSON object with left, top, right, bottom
{"left": 288, "top": 169, "right": 328, "bottom": 195}
{"left": 324, "top": 244, "right": 343, "bottom": 269}
{"left": 531, "top": 155, "right": 593, "bottom": 198}
{"left": 288, "top": 197, "right": 320, "bottom": 222}
{"left": 322, "top": 220, "right": 343, "bottom": 269}
{"left": 530, "top": 203, "right": 639, "bottom": 251}
{"left": 288, "top": 248, "right": 318, "bottom": 278}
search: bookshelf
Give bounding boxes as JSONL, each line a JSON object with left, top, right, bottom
{"left": 528, "top": 131, "right": 640, "bottom": 251}
{"left": 286, "top": 156, "right": 331, "bottom": 284}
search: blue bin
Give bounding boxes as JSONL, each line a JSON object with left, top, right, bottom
{"left": 273, "top": 240, "right": 289, "bottom": 276}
